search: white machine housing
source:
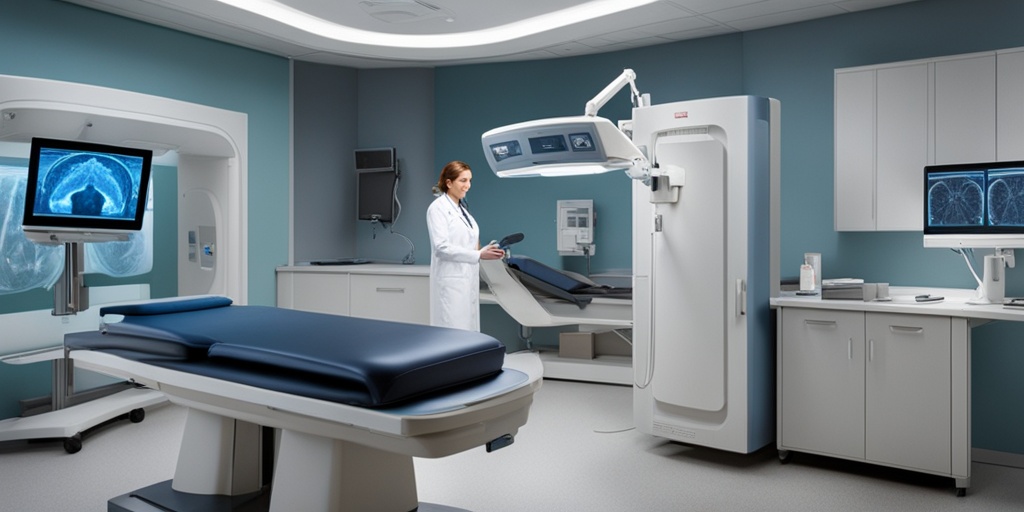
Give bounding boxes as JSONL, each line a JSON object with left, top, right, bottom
{"left": 631, "top": 96, "right": 780, "bottom": 454}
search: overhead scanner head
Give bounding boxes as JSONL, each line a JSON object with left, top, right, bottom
{"left": 480, "top": 115, "right": 645, "bottom": 178}
{"left": 480, "top": 69, "right": 650, "bottom": 179}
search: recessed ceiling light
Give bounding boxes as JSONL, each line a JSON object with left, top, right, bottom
{"left": 214, "top": 0, "right": 659, "bottom": 49}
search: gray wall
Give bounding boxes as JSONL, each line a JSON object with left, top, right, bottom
{"left": 292, "top": 62, "right": 358, "bottom": 263}
{"left": 291, "top": 65, "right": 434, "bottom": 264}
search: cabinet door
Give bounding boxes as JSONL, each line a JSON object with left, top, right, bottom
{"left": 934, "top": 54, "right": 996, "bottom": 164}
{"left": 997, "top": 49, "right": 1024, "bottom": 161}
{"left": 835, "top": 69, "right": 876, "bottom": 231}
{"left": 865, "top": 313, "right": 951, "bottom": 474}
{"left": 349, "top": 274, "right": 429, "bottom": 325}
{"left": 780, "top": 308, "right": 865, "bottom": 459}
{"left": 876, "top": 64, "right": 929, "bottom": 231}
{"left": 277, "top": 271, "right": 350, "bottom": 316}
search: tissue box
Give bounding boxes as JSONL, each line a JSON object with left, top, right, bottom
{"left": 559, "top": 332, "right": 595, "bottom": 359}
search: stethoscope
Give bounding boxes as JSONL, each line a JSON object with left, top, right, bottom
{"left": 445, "top": 193, "right": 474, "bottom": 229}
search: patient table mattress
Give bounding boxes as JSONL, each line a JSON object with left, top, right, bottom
{"left": 66, "top": 296, "right": 507, "bottom": 408}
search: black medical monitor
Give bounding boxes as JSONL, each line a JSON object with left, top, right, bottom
{"left": 357, "top": 169, "right": 397, "bottom": 223}
{"left": 923, "top": 160, "right": 1024, "bottom": 248}
{"left": 23, "top": 137, "right": 153, "bottom": 243}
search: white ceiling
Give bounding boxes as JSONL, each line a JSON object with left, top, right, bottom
{"left": 65, "top": 0, "right": 919, "bottom": 68}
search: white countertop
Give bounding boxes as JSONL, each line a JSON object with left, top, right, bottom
{"left": 772, "top": 286, "right": 1024, "bottom": 323}
{"left": 277, "top": 263, "right": 429, "bottom": 277}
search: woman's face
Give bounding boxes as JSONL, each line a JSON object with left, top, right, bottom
{"left": 447, "top": 170, "right": 472, "bottom": 201}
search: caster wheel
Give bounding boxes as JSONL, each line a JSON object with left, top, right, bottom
{"left": 956, "top": 487, "right": 966, "bottom": 497}
{"left": 129, "top": 408, "right": 146, "bottom": 423}
{"left": 778, "top": 449, "right": 791, "bottom": 464}
{"left": 64, "top": 434, "right": 83, "bottom": 454}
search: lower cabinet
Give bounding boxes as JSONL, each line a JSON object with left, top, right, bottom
{"left": 779, "top": 307, "right": 966, "bottom": 483}
{"left": 349, "top": 274, "right": 429, "bottom": 325}
{"left": 276, "top": 266, "right": 430, "bottom": 325}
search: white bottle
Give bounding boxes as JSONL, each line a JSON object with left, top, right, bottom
{"left": 800, "top": 263, "right": 816, "bottom": 291}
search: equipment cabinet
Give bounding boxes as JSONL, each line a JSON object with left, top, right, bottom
{"left": 778, "top": 306, "right": 970, "bottom": 494}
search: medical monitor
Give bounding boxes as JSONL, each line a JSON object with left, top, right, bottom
{"left": 357, "top": 169, "right": 397, "bottom": 223}
{"left": 22, "top": 137, "right": 153, "bottom": 244}
{"left": 923, "top": 160, "right": 1024, "bottom": 248}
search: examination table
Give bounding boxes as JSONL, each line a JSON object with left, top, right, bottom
{"left": 65, "top": 296, "right": 542, "bottom": 512}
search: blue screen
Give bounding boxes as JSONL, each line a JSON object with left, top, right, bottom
{"left": 925, "top": 164, "right": 1024, "bottom": 233}
{"left": 32, "top": 148, "right": 146, "bottom": 222}
{"left": 23, "top": 137, "right": 152, "bottom": 234}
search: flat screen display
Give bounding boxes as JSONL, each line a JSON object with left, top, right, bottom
{"left": 23, "top": 137, "right": 152, "bottom": 240}
{"left": 924, "top": 160, "right": 1024, "bottom": 248}
{"left": 357, "top": 169, "right": 397, "bottom": 223}
{"left": 529, "top": 135, "right": 568, "bottom": 154}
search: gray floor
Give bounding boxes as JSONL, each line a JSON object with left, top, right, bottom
{"left": 2, "top": 378, "right": 1024, "bottom": 511}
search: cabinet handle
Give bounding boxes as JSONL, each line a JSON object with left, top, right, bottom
{"left": 736, "top": 279, "right": 746, "bottom": 316}
{"left": 375, "top": 287, "right": 406, "bottom": 293}
{"left": 804, "top": 319, "right": 837, "bottom": 327}
{"left": 869, "top": 339, "right": 874, "bottom": 362}
{"left": 848, "top": 338, "right": 853, "bottom": 360}
{"left": 889, "top": 325, "right": 924, "bottom": 334}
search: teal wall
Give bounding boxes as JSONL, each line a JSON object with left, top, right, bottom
{"left": 0, "top": 1, "right": 289, "bottom": 419}
{"left": 435, "top": 0, "right": 1024, "bottom": 453}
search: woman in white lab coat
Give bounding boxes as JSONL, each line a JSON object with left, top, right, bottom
{"left": 426, "top": 161, "right": 505, "bottom": 331}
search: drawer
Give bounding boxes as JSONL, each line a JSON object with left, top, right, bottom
{"left": 349, "top": 274, "right": 429, "bottom": 325}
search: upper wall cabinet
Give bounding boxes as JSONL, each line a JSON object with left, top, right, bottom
{"left": 835, "top": 63, "right": 929, "bottom": 231}
{"left": 934, "top": 54, "right": 996, "bottom": 165}
{"left": 834, "top": 48, "right": 1024, "bottom": 232}
{"left": 998, "top": 48, "right": 1024, "bottom": 161}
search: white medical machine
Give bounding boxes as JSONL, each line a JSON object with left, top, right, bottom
{"left": 482, "top": 70, "right": 780, "bottom": 453}
{"left": 557, "top": 199, "right": 596, "bottom": 256}
{"left": 0, "top": 74, "right": 247, "bottom": 451}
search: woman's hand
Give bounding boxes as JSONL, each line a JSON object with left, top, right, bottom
{"left": 479, "top": 244, "right": 505, "bottom": 260}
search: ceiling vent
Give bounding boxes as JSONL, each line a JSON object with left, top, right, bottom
{"left": 358, "top": 0, "right": 455, "bottom": 24}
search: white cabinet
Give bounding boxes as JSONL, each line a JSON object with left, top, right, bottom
{"left": 834, "top": 63, "right": 928, "bottom": 231}
{"left": 277, "top": 271, "right": 350, "bottom": 316}
{"left": 778, "top": 307, "right": 965, "bottom": 482}
{"left": 276, "top": 265, "right": 430, "bottom": 325}
{"left": 934, "top": 54, "right": 996, "bottom": 164}
{"left": 779, "top": 308, "right": 865, "bottom": 458}
{"left": 349, "top": 273, "right": 429, "bottom": 324}
{"left": 997, "top": 48, "right": 1024, "bottom": 161}
{"left": 834, "top": 69, "right": 876, "bottom": 231}
{"left": 835, "top": 47, "right": 1024, "bottom": 231}
{"left": 864, "top": 312, "right": 950, "bottom": 474}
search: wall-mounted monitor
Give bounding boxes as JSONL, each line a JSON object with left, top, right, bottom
{"left": 354, "top": 147, "right": 396, "bottom": 223}
{"left": 22, "top": 137, "right": 153, "bottom": 244}
{"left": 924, "top": 160, "right": 1024, "bottom": 248}
{"left": 357, "top": 169, "right": 397, "bottom": 223}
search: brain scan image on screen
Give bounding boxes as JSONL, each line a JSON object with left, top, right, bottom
{"left": 928, "top": 172, "right": 985, "bottom": 227}
{"left": 35, "top": 150, "right": 142, "bottom": 221}
{"left": 986, "top": 168, "right": 1024, "bottom": 227}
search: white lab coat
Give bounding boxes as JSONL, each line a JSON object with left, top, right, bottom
{"left": 426, "top": 194, "right": 482, "bottom": 331}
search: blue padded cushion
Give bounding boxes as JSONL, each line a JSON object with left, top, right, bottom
{"left": 507, "top": 255, "right": 589, "bottom": 292}
{"left": 101, "top": 296, "right": 233, "bottom": 316}
{"left": 78, "top": 300, "right": 506, "bottom": 407}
